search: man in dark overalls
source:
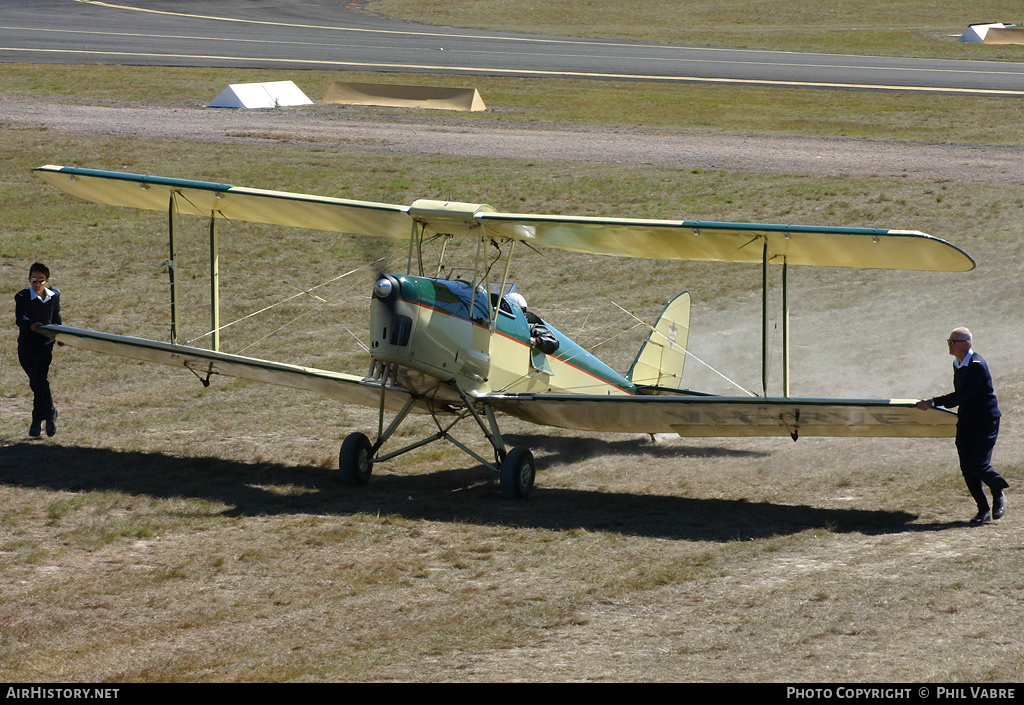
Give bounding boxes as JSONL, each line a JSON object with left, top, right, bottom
{"left": 15, "top": 262, "right": 62, "bottom": 437}
{"left": 918, "top": 328, "right": 1008, "bottom": 525}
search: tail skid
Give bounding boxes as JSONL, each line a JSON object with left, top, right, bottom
{"left": 627, "top": 291, "right": 691, "bottom": 389}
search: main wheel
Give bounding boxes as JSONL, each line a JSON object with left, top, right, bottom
{"left": 339, "top": 432, "right": 374, "bottom": 486}
{"left": 500, "top": 447, "right": 536, "bottom": 499}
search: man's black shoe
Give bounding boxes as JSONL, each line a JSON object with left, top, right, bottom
{"left": 45, "top": 408, "right": 58, "bottom": 437}
{"left": 970, "top": 511, "right": 992, "bottom": 526}
{"left": 993, "top": 495, "right": 1007, "bottom": 520}
{"left": 29, "top": 422, "right": 41, "bottom": 438}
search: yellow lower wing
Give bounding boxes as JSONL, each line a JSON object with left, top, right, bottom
{"left": 485, "top": 393, "right": 957, "bottom": 439}
{"left": 38, "top": 325, "right": 417, "bottom": 412}
{"left": 39, "top": 324, "right": 958, "bottom": 440}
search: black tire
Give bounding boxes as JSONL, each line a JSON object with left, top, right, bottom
{"left": 339, "top": 432, "right": 374, "bottom": 486}
{"left": 500, "top": 447, "right": 535, "bottom": 499}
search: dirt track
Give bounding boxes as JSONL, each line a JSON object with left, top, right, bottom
{"left": 5, "top": 99, "right": 1024, "bottom": 183}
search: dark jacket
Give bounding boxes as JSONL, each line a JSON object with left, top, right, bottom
{"left": 15, "top": 287, "right": 62, "bottom": 348}
{"left": 933, "top": 352, "right": 1000, "bottom": 429}
{"left": 525, "top": 310, "right": 559, "bottom": 355}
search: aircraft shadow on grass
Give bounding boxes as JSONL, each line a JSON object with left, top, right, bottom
{"left": 0, "top": 439, "right": 961, "bottom": 541}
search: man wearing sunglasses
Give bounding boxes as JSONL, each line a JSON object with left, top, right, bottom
{"left": 14, "top": 262, "right": 62, "bottom": 438}
{"left": 918, "top": 328, "right": 1007, "bottom": 525}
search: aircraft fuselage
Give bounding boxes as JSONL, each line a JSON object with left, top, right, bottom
{"left": 369, "top": 273, "right": 635, "bottom": 402}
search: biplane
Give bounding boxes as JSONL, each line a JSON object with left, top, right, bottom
{"left": 31, "top": 165, "right": 972, "bottom": 498}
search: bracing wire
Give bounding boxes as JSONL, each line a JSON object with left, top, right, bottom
{"left": 185, "top": 258, "right": 385, "bottom": 348}
{"left": 608, "top": 300, "right": 757, "bottom": 397}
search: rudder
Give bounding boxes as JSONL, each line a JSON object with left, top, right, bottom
{"left": 627, "top": 291, "right": 690, "bottom": 389}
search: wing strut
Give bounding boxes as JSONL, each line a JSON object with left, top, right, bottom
{"left": 165, "top": 192, "right": 224, "bottom": 352}
{"left": 761, "top": 242, "right": 791, "bottom": 398}
{"left": 168, "top": 193, "right": 180, "bottom": 345}
{"left": 209, "top": 214, "right": 220, "bottom": 351}
{"left": 762, "top": 241, "right": 768, "bottom": 396}
{"left": 166, "top": 191, "right": 223, "bottom": 351}
{"left": 782, "top": 256, "right": 791, "bottom": 398}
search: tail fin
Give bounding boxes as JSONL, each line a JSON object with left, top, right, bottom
{"left": 626, "top": 291, "right": 690, "bottom": 389}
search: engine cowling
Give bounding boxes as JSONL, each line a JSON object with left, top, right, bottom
{"left": 369, "top": 274, "right": 491, "bottom": 390}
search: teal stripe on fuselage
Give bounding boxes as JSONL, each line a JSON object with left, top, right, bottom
{"left": 540, "top": 322, "right": 636, "bottom": 394}
{"left": 491, "top": 302, "right": 635, "bottom": 394}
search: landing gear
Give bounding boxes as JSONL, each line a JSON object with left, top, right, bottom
{"left": 339, "top": 432, "right": 374, "bottom": 486}
{"left": 500, "top": 447, "right": 536, "bottom": 499}
{"left": 339, "top": 425, "right": 537, "bottom": 499}
{"left": 338, "top": 374, "right": 537, "bottom": 498}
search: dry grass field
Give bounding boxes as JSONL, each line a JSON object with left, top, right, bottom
{"left": 2, "top": 2, "right": 1024, "bottom": 683}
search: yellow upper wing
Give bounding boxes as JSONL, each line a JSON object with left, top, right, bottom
{"left": 478, "top": 212, "right": 975, "bottom": 271}
{"left": 33, "top": 165, "right": 412, "bottom": 239}
{"left": 33, "top": 165, "right": 975, "bottom": 272}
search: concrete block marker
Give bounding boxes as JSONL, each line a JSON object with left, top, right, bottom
{"left": 207, "top": 81, "right": 314, "bottom": 109}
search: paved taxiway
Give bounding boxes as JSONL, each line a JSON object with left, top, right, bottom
{"left": 2, "top": 0, "right": 1023, "bottom": 96}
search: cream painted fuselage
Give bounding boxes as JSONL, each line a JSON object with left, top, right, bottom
{"left": 368, "top": 274, "right": 634, "bottom": 406}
